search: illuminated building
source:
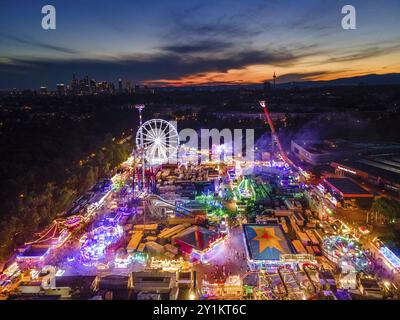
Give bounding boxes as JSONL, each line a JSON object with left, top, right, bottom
{"left": 201, "top": 276, "right": 243, "bottom": 299}
{"left": 323, "top": 177, "right": 373, "bottom": 208}
{"left": 370, "top": 240, "right": 400, "bottom": 272}
{"left": 148, "top": 257, "right": 193, "bottom": 272}
{"left": 39, "top": 86, "right": 48, "bottom": 95}
{"left": 16, "top": 246, "right": 51, "bottom": 263}
{"left": 56, "top": 83, "right": 65, "bottom": 95}
{"left": 80, "top": 225, "right": 123, "bottom": 267}
{"left": 291, "top": 139, "right": 354, "bottom": 166}
{"left": 332, "top": 154, "right": 400, "bottom": 194}
{"left": 242, "top": 223, "right": 315, "bottom": 270}
{"left": 172, "top": 226, "right": 226, "bottom": 262}
{"left": 130, "top": 272, "right": 179, "bottom": 300}
{"left": 321, "top": 235, "right": 370, "bottom": 271}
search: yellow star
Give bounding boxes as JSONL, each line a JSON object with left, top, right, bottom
{"left": 252, "top": 226, "right": 285, "bottom": 254}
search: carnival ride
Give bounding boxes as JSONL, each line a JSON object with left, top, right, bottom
{"left": 276, "top": 265, "right": 304, "bottom": 299}
{"left": 259, "top": 100, "right": 297, "bottom": 169}
{"left": 132, "top": 164, "right": 157, "bottom": 193}
{"left": 236, "top": 176, "right": 255, "bottom": 200}
{"left": 79, "top": 225, "right": 123, "bottom": 267}
{"left": 241, "top": 267, "right": 312, "bottom": 300}
{"left": 245, "top": 262, "right": 328, "bottom": 300}
{"left": 322, "top": 235, "right": 372, "bottom": 272}
{"left": 301, "top": 262, "right": 322, "bottom": 298}
{"left": 135, "top": 119, "right": 180, "bottom": 166}
{"left": 144, "top": 194, "right": 191, "bottom": 219}
{"left": 256, "top": 270, "right": 286, "bottom": 300}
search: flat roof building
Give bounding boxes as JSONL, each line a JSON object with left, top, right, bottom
{"left": 243, "top": 223, "right": 294, "bottom": 262}
{"left": 292, "top": 139, "right": 400, "bottom": 166}
{"left": 332, "top": 154, "right": 400, "bottom": 194}
{"left": 323, "top": 177, "right": 374, "bottom": 209}
{"left": 131, "top": 271, "right": 179, "bottom": 300}
{"left": 324, "top": 178, "right": 373, "bottom": 198}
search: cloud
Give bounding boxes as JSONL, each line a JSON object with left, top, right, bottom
{"left": 0, "top": 44, "right": 318, "bottom": 88}
{"left": 0, "top": 32, "right": 78, "bottom": 54}
{"left": 326, "top": 43, "right": 400, "bottom": 63}
{"left": 275, "top": 71, "right": 334, "bottom": 83}
{"left": 164, "top": 3, "right": 266, "bottom": 44}
{"left": 160, "top": 40, "right": 235, "bottom": 54}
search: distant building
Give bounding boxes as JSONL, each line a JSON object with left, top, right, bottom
{"left": 71, "top": 74, "right": 78, "bottom": 94}
{"left": 131, "top": 271, "right": 179, "bottom": 300}
{"left": 56, "top": 84, "right": 65, "bottom": 95}
{"left": 291, "top": 139, "right": 400, "bottom": 166}
{"left": 263, "top": 81, "right": 271, "bottom": 92}
{"left": 118, "top": 78, "right": 123, "bottom": 93}
{"left": 172, "top": 226, "right": 225, "bottom": 261}
{"left": 126, "top": 80, "right": 132, "bottom": 94}
{"left": 291, "top": 139, "right": 352, "bottom": 165}
{"left": 39, "top": 86, "right": 48, "bottom": 95}
{"left": 323, "top": 177, "right": 374, "bottom": 208}
{"left": 332, "top": 154, "right": 400, "bottom": 194}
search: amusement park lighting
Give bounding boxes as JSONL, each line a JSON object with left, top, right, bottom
{"left": 189, "top": 292, "right": 196, "bottom": 300}
{"left": 379, "top": 246, "right": 400, "bottom": 270}
{"left": 384, "top": 281, "right": 391, "bottom": 289}
{"left": 56, "top": 269, "right": 65, "bottom": 277}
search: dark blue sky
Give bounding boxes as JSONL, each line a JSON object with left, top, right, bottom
{"left": 1, "top": 0, "right": 399, "bottom": 89}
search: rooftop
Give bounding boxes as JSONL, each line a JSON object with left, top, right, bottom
{"left": 324, "top": 178, "right": 372, "bottom": 197}
{"left": 333, "top": 155, "right": 400, "bottom": 185}
{"left": 173, "top": 226, "right": 222, "bottom": 252}
{"left": 243, "top": 223, "right": 294, "bottom": 261}
{"left": 17, "top": 246, "right": 50, "bottom": 259}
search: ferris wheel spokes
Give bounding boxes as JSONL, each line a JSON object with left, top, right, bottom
{"left": 136, "top": 119, "right": 180, "bottom": 165}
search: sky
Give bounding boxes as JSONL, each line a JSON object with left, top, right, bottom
{"left": 0, "top": 0, "right": 399, "bottom": 89}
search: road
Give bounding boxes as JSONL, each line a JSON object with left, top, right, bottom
{"left": 194, "top": 227, "right": 248, "bottom": 286}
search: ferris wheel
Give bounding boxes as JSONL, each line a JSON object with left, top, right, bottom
{"left": 136, "top": 119, "right": 179, "bottom": 165}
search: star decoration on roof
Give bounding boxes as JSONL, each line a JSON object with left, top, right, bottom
{"left": 252, "top": 226, "right": 285, "bottom": 254}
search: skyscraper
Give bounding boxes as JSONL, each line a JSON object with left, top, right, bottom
{"left": 118, "top": 78, "right": 123, "bottom": 93}
{"left": 71, "top": 74, "right": 78, "bottom": 94}
{"left": 126, "top": 80, "right": 132, "bottom": 94}
{"left": 57, "top": 83, "right": 65, "bottom": 95}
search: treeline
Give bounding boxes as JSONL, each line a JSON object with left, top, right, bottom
{"left": 372, "top": 197, "right": 400, "bottom": 251}
{"left": 0, "top": 98, "right": 136, "bottom": 260}
{"left": 0, "top": 139, "right": 132, "bottom": 259}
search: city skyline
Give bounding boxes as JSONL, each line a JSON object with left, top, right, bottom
{"left": 1, "top": 0, "right": 400, "bottom": 89}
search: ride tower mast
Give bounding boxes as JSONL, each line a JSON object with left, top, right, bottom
{"left": 135, "top": 104, "right": 146, "bottom": 190}
{"left": 259, "top": 100, "right": 295, "bottom": 168}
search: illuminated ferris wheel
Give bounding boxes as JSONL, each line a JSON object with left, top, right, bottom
{"left": 136, "top": 119, "right": 179, "bottom": 165}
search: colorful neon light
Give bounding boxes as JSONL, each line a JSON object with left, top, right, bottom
{"left": 322, "top": 235, "right": 370, "bottom": 271}
{"left": 80, "top": 225, "right": 123, "bottom": 266}
{"left": 337, "top": 166, "right": 357, "bottom": 175}
{"left": 379, "top": 246, "right": 400, "bottom": 270}
{"left": 64, "top": 215, "right": 83, "bottom": 228}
